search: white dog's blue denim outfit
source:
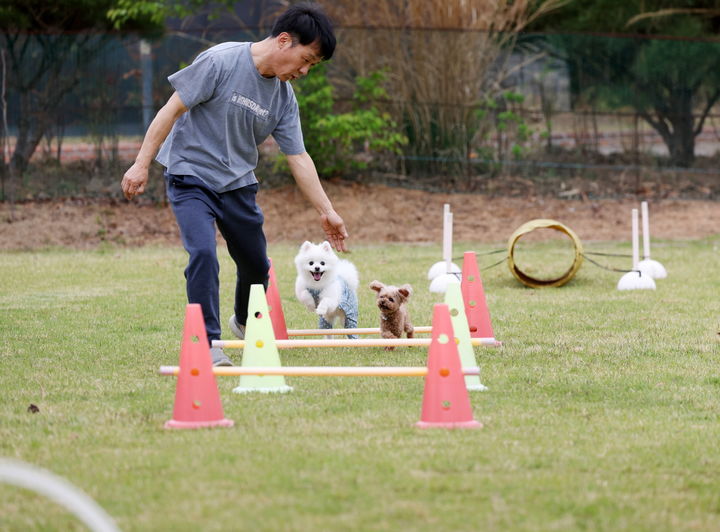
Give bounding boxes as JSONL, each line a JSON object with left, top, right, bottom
{"left": 308, "top": 279, "right": 359, "bottom": 339}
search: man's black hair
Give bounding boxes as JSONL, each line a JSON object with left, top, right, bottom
{"left": 271, "top": 2, "right": 336, "bottom": 60}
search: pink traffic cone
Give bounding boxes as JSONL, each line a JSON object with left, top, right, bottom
{"left": 461, "top": 251, "right": 496, "bottom": 340}
{"left": 416, "top": 303, "right": 482, "bottom": 429}
{"left": 165, "top": 304, "right": 233, "bottom": 429}
{"left": 266, "top": 258, "right": 289, "bottom": 340}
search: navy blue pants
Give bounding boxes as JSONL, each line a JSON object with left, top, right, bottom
{"left": 165, "top": 173, "right": 269, "bottom": 342}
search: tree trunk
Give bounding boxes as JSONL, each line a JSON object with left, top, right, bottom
{"left": 648, "top": 89, "right": 696, "bottom": 168}
{"left": 10, "top": 92, "right": 48, "bottom": 176}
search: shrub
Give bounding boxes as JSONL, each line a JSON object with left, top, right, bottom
{"left": 284, "top": 64, "right": 407, "bottom": 178}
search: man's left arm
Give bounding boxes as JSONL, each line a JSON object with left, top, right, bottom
{"left": 286, "top": 152, "right": 349, "bottom": 252}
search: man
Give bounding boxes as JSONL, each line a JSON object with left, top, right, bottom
{"left": 120, "top": 3, "right": 348, "bottom": 366}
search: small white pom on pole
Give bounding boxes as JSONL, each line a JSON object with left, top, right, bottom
{"left": 618, "top": 208, "right": 656, "bottom": 290}
{"left": 637, "top": 200, "right": 667, "bottom": 279}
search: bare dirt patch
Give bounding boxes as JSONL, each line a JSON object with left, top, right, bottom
{"left": 1, "top": 182, "right": 718, "bottom": 251}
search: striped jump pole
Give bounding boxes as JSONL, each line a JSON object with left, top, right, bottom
{"left": 159, "top": 366, "right": 482, "bottom": 377}
{"left": 212, "top": 337, "right": 500, "bottom": 349}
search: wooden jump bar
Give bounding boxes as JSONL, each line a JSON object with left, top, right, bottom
{"left": 286, "top": 326, "right": 433, "bottom": 336}
{"left": 158, "top": 365, "right": 482, "bottom": 377}
{"left": 212, "top": 337, "right": 500, "bottom": 349}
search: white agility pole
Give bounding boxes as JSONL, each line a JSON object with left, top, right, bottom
{"left": 637, "top": 200, "right": 667, "bottom": 279}
{"left": 159, "top": 365, "right": 482, "bottom": 377}
{"left": 428, "top": 204, "right": 460, "bottom": 283}
{"left": 286, "top": 326, "right": 433, "bottom": 336}
{"left": 213, "top": 337, "right": 501, "bottom": 349}
{"left": 617, "top": 208, "right": 656, "bottom": 290}
{"left": 430, "top": 211, "right": 462, "bottom": 293}
{"left": 444, "top": 211, "right": 453, "bottom": 272}
{"left": 0, "top": 460, "right": 119, "bottom": 532}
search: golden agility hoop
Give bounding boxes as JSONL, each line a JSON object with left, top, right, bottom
{"left": 507, "top": 219, "right": 583, "bottom": 288}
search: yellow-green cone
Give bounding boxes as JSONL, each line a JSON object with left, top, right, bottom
{"left": 444, "top": 282, "right": 488, "bottom": 391}
{"left": 233, "top": 284, "right": 293, "bottom": 394}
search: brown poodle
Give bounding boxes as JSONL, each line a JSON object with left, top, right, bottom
{"left": 369, "top": 280, "right": 414, "bottom": 350}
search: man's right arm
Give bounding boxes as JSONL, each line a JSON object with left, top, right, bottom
{"left": 121, "top": 91, "right": 188, "bottom": 200}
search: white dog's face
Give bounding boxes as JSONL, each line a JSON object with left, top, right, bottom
{"left": 295, "top": 241, "right": 338, "bottom": 286}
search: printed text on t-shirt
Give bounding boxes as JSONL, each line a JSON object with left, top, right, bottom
{"left": 230, "top": 91, "right": 270, "bottom": 120}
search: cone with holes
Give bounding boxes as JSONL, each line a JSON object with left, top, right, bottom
{"left": 444, "top": 282, "right": 488, "bottom": 391}
{"left": 461, "top": 251, "right": 496, "bottom": 342}
{"left": 165, "top": 304, "right": 233, "bottom": 429}
{"left": 233, "top": 284, "right": 293, "bottom": 394}
{"left": 266, "top": 258, "right": 289, "bottom": 340}
{"left": 416, "top": 303, "right": 482, "bottom": 429}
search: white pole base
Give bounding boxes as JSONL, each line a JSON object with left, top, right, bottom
{"left": 429, "top": 273, "right": 461, "bottom": 293}
{"left": 427, "top": 260, "right": 461, "bottom": 281}
{"left": 617, "top": 271, "right": 657, "bottom": 291}
{"left": 638, "top": 258, "right": 667, "bottom": 279}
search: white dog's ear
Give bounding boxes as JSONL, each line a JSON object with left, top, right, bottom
{"left": 300, "top": 241, "right": 313, "bottom": 252}
{"left": 369, "top": 280, "right": 384, "bottom": 292}
{"left": 320, "top": 241, "right": 332, "bottom": 252}
{"left": 398, "top": 284, "right": 412, "bottom": 300}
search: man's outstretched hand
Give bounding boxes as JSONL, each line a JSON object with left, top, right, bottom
{"left": 321, "top": 211, "right": 349, "bottom": 253}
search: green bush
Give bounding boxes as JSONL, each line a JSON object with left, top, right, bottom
{"left": 476, "top": 90, "right": 534, "bottom": 163}
{"left": 285, "top": 64, "right": 407, "bottom": 178}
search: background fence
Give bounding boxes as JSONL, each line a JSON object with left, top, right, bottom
{"left": 2, "top": 27, "right": 719, "bottom": 200}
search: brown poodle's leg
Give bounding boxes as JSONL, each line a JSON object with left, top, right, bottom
{"left": 405, "top": 322, "right": 414, "bottom": 339}
{"left": 381, "top": 329, "right": 396, "bottom": 351}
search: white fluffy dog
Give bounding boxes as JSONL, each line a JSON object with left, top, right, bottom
{"left": 294, "top": 241, "right": 359, "bottom": 337}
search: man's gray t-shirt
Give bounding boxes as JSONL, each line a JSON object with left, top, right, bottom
{"left": 156, "top": 42, "right": 305, "bottom": 192}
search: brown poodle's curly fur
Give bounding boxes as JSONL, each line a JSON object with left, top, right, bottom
{"left": 369, "top": 280, "right": 414, "bottom": 350}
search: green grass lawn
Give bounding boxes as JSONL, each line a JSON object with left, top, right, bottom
{"left": 1, "top": 238, "right": 719, "bottom": 531}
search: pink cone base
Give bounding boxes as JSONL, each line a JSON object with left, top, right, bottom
{"left": 415, "top": 419, "right": 483, "bottom": 429}
{"left": 164, "top": 418, "right": 234, "bottom": 430}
